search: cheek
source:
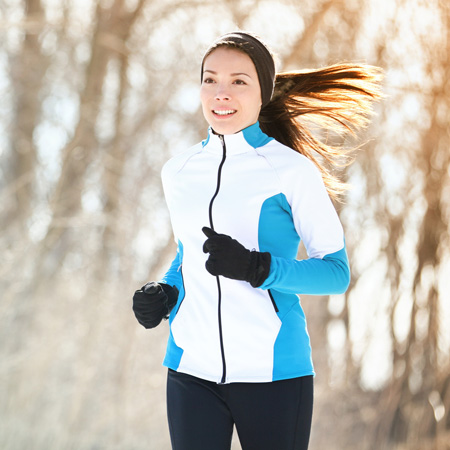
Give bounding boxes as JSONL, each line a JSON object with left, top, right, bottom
{"left": 199, "top": 86, "right": 208, "bottom": 105}
{"left": 200, "top": 89, "right": 213, "bottom": 122}
{"left": 248, "top": 92, "right": 262, "bottom": 117}
{"left": 199, "top": 92, "right": 209, "bottom": 115}
{"left": 201, "top": 89, "right": 216, "bottom": 113}
{"left": 244, "top": 88, "right": 262, "bottom": 109}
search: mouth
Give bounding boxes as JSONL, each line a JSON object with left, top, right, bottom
{"left": 212, "top": 109, "right": 237, "bottom": 117}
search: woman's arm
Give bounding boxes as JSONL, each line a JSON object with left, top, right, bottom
{"left": 260, "top": 152, "right": 350, "bottom": 295}
{"left": 260, "top": 246, "right": 350, "bottom": 295}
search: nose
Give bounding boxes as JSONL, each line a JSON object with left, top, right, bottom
{"left": 214, "top": 84, "right": 231, "bottom": 101}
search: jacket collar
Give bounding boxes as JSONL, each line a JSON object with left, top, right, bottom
{"left": 202, "top": 122, "right": 273, "bottom": 155}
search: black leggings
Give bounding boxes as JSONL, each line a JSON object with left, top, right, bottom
{"left": 166, "top": 369, "right": 313, "bottom": 450}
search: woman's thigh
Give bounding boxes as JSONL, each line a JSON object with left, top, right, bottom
{"left": 226, "top": 376, "right": 314, "bottom": 450}
{"left": 166, "top": 370, "right": 234, "bottom": 450}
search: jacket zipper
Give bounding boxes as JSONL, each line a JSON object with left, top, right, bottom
{"left": 208, "top": 134, "right": 227, "bottom": 384}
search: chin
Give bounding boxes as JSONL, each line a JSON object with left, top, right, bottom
{"left": 211, "top": 120, "right": 255, "bottom": 135}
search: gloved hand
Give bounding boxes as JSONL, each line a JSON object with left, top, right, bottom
{"left": 202, "top": 227, "right": 271, "bottom": 288}
{"left": 132, "top": 282, "right": 179, "bottom": 329}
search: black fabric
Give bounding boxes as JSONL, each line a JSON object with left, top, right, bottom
{"left": 201, "top": 32, "right": 276, "bottom": 107}
{"left": 132, "top": 282, "right": 178, "bottom": 329}
{"left": 167, "top": 369, "right": 314, "bottom": 450}
{"left": 202, "top": 227, "right": 271, "bottom": 287}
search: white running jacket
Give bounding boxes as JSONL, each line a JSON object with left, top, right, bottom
{"left": 160, "top": 122, "right": 350, "bottom": 384}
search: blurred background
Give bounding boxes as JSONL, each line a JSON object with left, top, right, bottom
{"left": 1, "top": 0, "right": 449, "bottom": 449}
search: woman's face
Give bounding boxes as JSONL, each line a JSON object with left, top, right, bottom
{"left": 200, "top": 47, "right": 262, "bottom": 135}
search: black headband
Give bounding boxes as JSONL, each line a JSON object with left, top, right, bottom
{"left": 201, "top": 32, "right": 276, "bottom": 107}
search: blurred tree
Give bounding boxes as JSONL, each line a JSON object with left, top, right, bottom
{"left": 4, "top": 0, "right": 46, "bottom": 227}
{"left": 371, "top": 1, "right": 450, "bottom": 446}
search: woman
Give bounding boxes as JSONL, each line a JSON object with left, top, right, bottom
{"left": 133, "top": 31, "right": 382, "bottom": 450}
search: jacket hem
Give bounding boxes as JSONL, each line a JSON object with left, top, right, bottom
{"left": 162, "top": 362, "right": 315, "bottom": 384}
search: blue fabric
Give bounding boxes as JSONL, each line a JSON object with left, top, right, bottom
{"left": 258, "top": 194, "right": 314, "bottom": 378}
{"left": 161, "top": 241, "right": 185, "bottom": 370}
{"left": 261, "top": 247, "right": 350, "bottom": 295}
{"left": 160, "top": 241, "right": 184, "bottom": 293}
{"left": 242, "top": 122, "right": 273, "bottom": 148}
{"left": 272, "top": 294, "right": 313, "bottom": 381}
{"left": 258, "top": 193, "right": 350, "bottom": 295}
{"left": 164, "top": 330, "right": 184, "bottom": 370}
{"left": 258, "top": 193, "right": 299, "bottom": 259}
{"left": 257, "top": 193, "right": 349, "bottom": 378}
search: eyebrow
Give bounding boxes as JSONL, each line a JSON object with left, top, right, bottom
{"left": 203, "top": 70, "right": 252, "bottom": 78}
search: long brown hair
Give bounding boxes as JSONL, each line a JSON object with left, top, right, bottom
{"left": 259, "top": 63, "right": 383, "bottom": 199}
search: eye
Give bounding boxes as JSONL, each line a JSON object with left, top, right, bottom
{"left": 233, "top": 79, "right": 247, "bottom": 85}
{"left": 203, "top": 77, "right": 215, "bottom": 84}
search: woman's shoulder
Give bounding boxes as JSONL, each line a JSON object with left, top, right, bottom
{"left": 259, "top": 139, "right": 320, "bottom": 176}
{"left": 162, "top": 142, "right": 203, "bottom": 177}
{"left": 259, "top": 140, "right": 330, "bottom": 203}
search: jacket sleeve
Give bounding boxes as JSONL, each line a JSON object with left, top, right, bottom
{"left": 260, "top": 247, "right": 350, "bottom": 295}
{"left": 259, "top": 154, "right": 350, "bottom": 295}
{"left": 159, "top": 155, "right": 185, "bottom": 291}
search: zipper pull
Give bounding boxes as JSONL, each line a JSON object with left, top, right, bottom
{"left": 218, "top": 134, "right": 227, "bottom": 158}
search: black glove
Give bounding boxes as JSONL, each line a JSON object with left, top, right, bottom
{"left": 202, "top": 227, "right": 271, "bottom": 288}
{"left": 132, "top": 282, "right": 179, "bottom": 329}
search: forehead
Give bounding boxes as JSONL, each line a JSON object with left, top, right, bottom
{"left": 203, "top": 47, "right": 257, "bottom": 73}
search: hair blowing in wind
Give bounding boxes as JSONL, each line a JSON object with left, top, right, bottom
{"left": 259, "top": 63, "right": 383, "bottom": 199}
